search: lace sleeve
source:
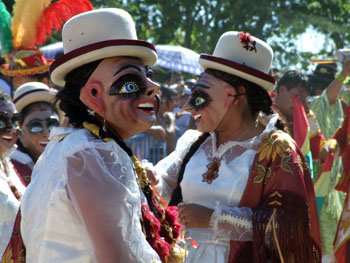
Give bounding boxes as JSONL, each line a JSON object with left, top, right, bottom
{"left": 210, "top": 202, "right": 253, "bottom": 241}
{"left": 66, "top": 146, "right": 161, "bottom": 263}
{"left": 151, "top": 129, "right": 201, "bottom": 203}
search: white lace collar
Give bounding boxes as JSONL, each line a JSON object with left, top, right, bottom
{"left": 209, "top": 113, "right": 279, "bottom": 158}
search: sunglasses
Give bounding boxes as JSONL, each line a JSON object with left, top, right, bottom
{"left": 26, "top": 118, "right": 60, "bottom": 134}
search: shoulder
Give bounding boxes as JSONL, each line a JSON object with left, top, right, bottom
{"left": 175, "top": 129, "right": 202, "bottom": 149}
{"left": 256, "top": 130, "right": 296, "bottom": 163}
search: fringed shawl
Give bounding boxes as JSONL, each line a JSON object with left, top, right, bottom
{"left": 229, "top": 130, "right": 322, "bottom": 262}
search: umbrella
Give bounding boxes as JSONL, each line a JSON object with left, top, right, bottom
{"left": 40, "top": 41, "right": 63, "bottom": 59}
{"left": 40, "top": 42, "right": 204, "bottom": 75}
{"left": 155, "top": 44, "right": 203, "bottom": 75}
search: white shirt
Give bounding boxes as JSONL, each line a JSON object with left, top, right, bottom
{"left": 0, "top": 158, "right": 26, "bottom": 258}
{"left": 21, "top": 127, "right": 160, "bottom": 263}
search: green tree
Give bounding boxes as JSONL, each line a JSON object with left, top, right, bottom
{"left": 4, "top": 0, "right": 349, "bottom": 72}
{"left": 89, "top": 0, "right": 350, "bottom": 72}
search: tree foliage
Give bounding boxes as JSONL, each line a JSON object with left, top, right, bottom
{"left": 3, "top": 0, "right": 350, "bottom": 72}
{"left": 89, "top": 0, "right": 350, "bottom": 72}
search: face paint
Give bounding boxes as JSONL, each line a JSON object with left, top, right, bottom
{"left": 0, "top": 113, "right": 19, "bottom": 134}
{"left": 92, "top": 57, "right": 160, "bottom": 140}
{"left": 109, "top": 74, "right": 147, "bottom": 99}
{"left": 0, "top": 102, "right": 19, "bottom": 156}
{"left": 189, "top": 90, "right": 212, "bottom": 110}
{"left": 26, "top": 118, "right": 60, "bottom": 134}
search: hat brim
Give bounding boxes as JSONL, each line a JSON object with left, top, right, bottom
{"left": 199, "top": 54, "right": 275, "bottom": 92}
{"left": 0, "top": 60, "right": 54, "bottom": 76}
{"left": 50, "top": 39, "right": 157, "bottom": 87}
{"left": 14, "top": 89, "right": 57, "bottom": 113}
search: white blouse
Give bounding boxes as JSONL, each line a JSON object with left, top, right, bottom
{"left": 153, "top": 115, "right": 279, "bottom": 263}
{"left": 0, "top": 157, "right": 26, "bottom": 258}
{"left": 21, "top": 127, "right": 160, "bottom": 263}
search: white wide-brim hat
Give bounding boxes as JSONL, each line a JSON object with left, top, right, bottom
{"left": 13, "top": 82, "right": 57, "bottom": 113}
{"left": 199, "top": 31, "right": 275, "bottom": 92}
{"left": 50, "top": 8, "right": 158, "bottom": 87}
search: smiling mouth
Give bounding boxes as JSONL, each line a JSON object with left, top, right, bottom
{"left": 39, "top": 141, "right": 48, "bottom": 147}
{"left": 138, "top": 102, "right": 155, "bottom": 114}
{"left": 193, "top": 114, "right": 202, "bottom": 121}
{"left": 2, "top": 135, "right": 13, "bottom": 142}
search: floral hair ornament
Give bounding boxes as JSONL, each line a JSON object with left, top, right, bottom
{"left": 239, "top": 32, "right": 257, "bottom": 52}
{"left": 0, "top": 0, "right": 93, "bottom": 76}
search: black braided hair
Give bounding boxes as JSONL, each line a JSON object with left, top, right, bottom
{"left": 169, "top": 132, "right": 210, "bottom": 206}
{"left": 205, "top": 69, "right": 287, "bottom": 132}
{"left": 89, "top": 122, "right": 163, "bottom": 218}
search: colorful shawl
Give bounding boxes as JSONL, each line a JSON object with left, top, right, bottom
{"left": 229, "top": 130, "right": 322, "bottom": 262}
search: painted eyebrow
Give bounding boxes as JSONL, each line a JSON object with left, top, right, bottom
{"left": 26, "top": 118, "right": 45, "bottom": 125}
{"left": 114, "top": 64, "right": 142, "bottom": 76}
{"left": 192, "top": 83, "right": 210, "bottom": 90}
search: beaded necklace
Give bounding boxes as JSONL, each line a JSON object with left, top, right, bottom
{"left": 82, "top": 121, "right": 183, "bottom": 261}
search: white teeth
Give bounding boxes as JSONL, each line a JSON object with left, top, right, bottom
{"left": 40, "top": 141, "right": 48, "bottom": 145}
{"left": 138, "top": 103, "right": 153, "bottom": 107}
{"left": 193, "top": 114, "right": 201, "bottom": 121}
{"left": 2, "top": 135, "right": 12, "bottom": 140}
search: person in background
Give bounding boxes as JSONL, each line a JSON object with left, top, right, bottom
{"left": 321, "top": 105, "right": 350, "bottom": 262}
{"left": 273, "top": 70, "right": 326, "bottom": 180}
{"left": 0, "top": 57, "right": 12, "bottom": 96}
{"left": 0, "top": 90, "right": 26, "bottom": 262}
{"left": 307, "top": 60, "right": 350, "bottom": 260}
{"left": 175, "top": 79, "right": 195, "bottom": 137}
{"left": 10, "top": 82, "right": 60, "bottom": 186}
{"left": 166, "top": 70, "right": 184, "bottom": 87}
{"left": 156, "top": 85, "right": 177, "bottom": 152}
{"left": 149, "top": 31, "right": 321, "bottom": 262}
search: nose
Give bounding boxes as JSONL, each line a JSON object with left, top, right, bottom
{"left": 145, "top": 79, "right": 161, "bottom": 98}
{"left": 42, "top": 125, "right": 50, "bottom": 137}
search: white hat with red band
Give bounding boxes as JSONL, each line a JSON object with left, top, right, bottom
{"left": 50, "top": 8, "right": 158, "bottom": 87}
{"left": 198, "top": 31, "right": 275, "bottom": 92}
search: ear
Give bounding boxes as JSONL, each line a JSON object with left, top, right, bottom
{"left": 223, "top": 85, "right": 236, "bottom": 108}
{"left": 80, "top": 80, "right": 105, "bottom": 115}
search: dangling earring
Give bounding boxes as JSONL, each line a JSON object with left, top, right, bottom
{"left": 255, "top": 117, "right": 259, "bottom": 128}
{"left": 102, "top": 110, "right": 107, "bottom": 132}
{"left": 87, "top": 108, "right": 95, "bottom": 116}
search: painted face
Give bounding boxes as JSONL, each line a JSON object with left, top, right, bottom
{"left": 186, "top": 73, "right": 232, "bottom": 132}
{"left": 20, "top": 103, "right": 59, "bottom": 160}
{"left": 0, "top": 101, "right": 19, "bottom": 156}
{"left": 277, "top": 84, "right": 308, "bottom": 120}
{"left": 92, "top": 57, "right": 160, "bottom": 140}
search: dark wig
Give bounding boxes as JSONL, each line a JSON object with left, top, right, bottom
{"left": 205, "top": 68, "right": 286, "bottom": 131}
{"left": 55, "top": 59, "right": 103, "bottom": 128}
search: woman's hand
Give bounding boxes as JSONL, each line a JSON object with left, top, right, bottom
{"left": 178, "top": 203, "right": 214, "bottom": 229}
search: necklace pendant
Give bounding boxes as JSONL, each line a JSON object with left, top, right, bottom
{"left": 202, "top": 157, "right": 221, "bottom": 184}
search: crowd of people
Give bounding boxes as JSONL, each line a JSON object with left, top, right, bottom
{"left": 0, "top": 2, "right": 350, "bottom": 263}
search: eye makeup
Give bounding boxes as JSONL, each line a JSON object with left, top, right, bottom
{"left": 0, "top": 113, "right": 19, "bottom": 133}
{"left": 109, "top": 73, "right": 147, "bottom": 99}
{"left": 189, "top": 90, "right": 212, "bottom": 110}
{"left": 26, "top": 118, "right": 60, "bottom": 134}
